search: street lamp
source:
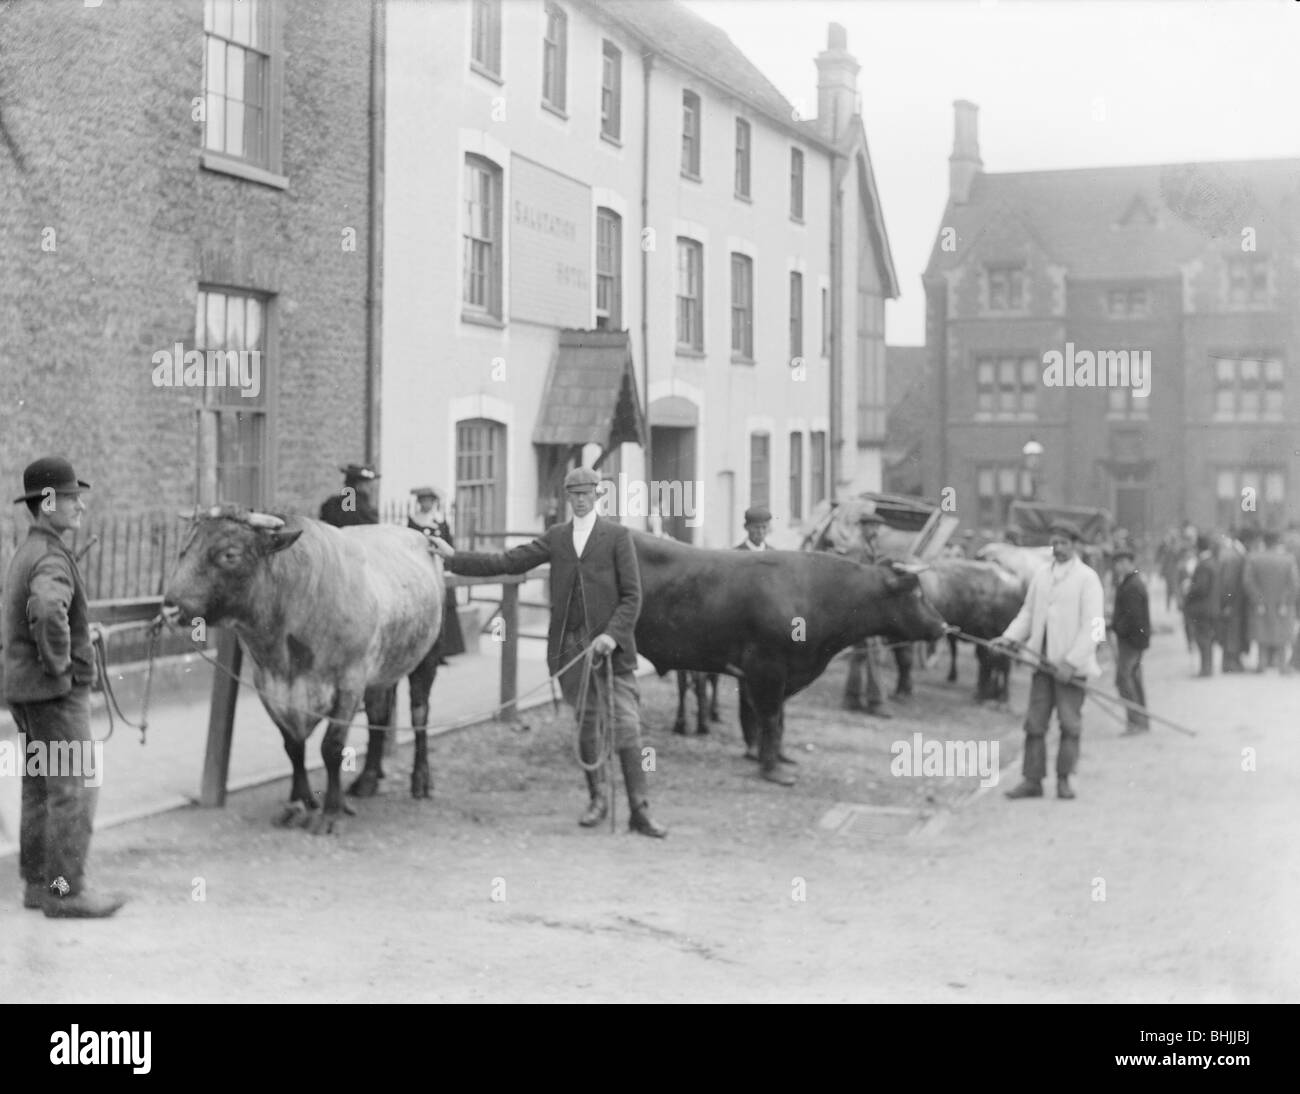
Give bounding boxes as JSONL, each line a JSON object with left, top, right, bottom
{"left": 1021, "top": 438, "right": 1044, "bottom": 501}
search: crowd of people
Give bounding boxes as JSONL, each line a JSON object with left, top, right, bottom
{"left": 1158, "top": 524, "right": 1300, "bottom": 676}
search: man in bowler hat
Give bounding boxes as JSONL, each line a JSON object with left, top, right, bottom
{"left": 427, "top": 467, "right": 666, "bottom": 837}
{"left": 4, "top": 457, "right": 124, "bottom": 916}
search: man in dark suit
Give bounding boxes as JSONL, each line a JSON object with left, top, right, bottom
{"left": 1183, "top": 534, "right": 1220, "bottom": 677}
{"left": 4, "top": 457, "right": 124, "bottom": 917}
{"left": 427, "top": 467, "right": 666, "bottom": 837}
{"left": 320, "top": 463, "right": 379, "bottom": 526}
{"left": 1108, "top": 544, "right": 1151, "bottom": 734}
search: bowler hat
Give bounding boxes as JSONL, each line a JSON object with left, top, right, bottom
{"left": 340, "top": 463, "right": 378, "bottom": 483}
{"left": 410, "top": 485, "right": 441, "bottom": 500}
{"left": 1048, "top": 520, "right": 1081, "bottom": 541}
{"left": 743, "top": 505, "right": 772, "bottom": 525}
{"left": 1111, "top": 544, "right": 1135, "bottom": 561}
{"left": 564, "top": 466, "right": 601, "bottom": 490}
{"left": 13, "top": 457, "right": 90, "bottom": 504}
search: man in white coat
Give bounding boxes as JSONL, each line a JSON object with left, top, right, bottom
{"left": 992, "top": 520, "right": 1105, "bottom": 800}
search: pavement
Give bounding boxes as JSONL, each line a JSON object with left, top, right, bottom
{"left": 0, "top": 601, "right": 623, "bottom": 856}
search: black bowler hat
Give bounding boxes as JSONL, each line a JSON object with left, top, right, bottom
{"left": 340, "top": 463, "right": 378, "bottom": 483}
{"left": 13, "top": 457, "right": 91, "bottom": 504}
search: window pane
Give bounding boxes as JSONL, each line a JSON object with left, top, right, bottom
{"left": 997, "top": 468, "right": 1016, "bottom": 496}
{"left": 206, "top": 293, "right": 226, "bottom": 349}
{"left": 207, "top": 37, "right": 226, "bottom": 96}
{"left": 246, "top": 298, "right": 262, "bottom": 350}
{"left": 1240, "top": 358, "right": 1259, "bottom": 382}
{"left": 1217, "top": 471, "right": 1235, "bottom": 499}
{"left": 1241, "top": 470, "right": 1260, "bottom": 495}
{"left": 232, "top": 0, "right": 251, "bottom": 45}
{"left": 195, "top": 292, "right": 207, "bottom": 349}
{"left": 1266, "top": 472, "right": 1285, "bottom": 502}
{"left": 212, "top": 0, "right": 231, "bottom": 39}
{"left": 226, "top": 294, "right": 245, "bottom": 349}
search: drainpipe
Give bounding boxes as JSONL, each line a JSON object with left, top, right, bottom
{"left": 365, "top": 0, "right": 386, "bottom": 469}
{"left": 640, "top": 50, "right": 655, "bottom": 492}
{"left": 829, "top": 154, "right": 842, "bottom": 500}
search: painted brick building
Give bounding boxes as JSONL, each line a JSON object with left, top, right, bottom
{"left": 922, "top": 101, "right": 1300, "bottom": 541}
{"left": 0, "top": 0, "right": 377, "bottom": 524}
{"left": 381, "top": 0, "right": 896, "bottom": 548}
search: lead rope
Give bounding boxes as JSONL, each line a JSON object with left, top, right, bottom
{"left": 89, "top": 616, "right": 163, "bottom": 744}
{"left": 571, "top": 647, "right": 617, "bottom": 833}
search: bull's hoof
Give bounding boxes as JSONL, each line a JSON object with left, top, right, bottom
{"left": 410, "top": 767, "right": 433, "bottom": 800}
{"left": 672, "top": 720, "right": 688, "bottom": 736}
{"left": 309, "top": 811, "right": 345, "bottom": 836}
{"left": 347, "top": 770, "right": 382, "bottom": 798}
{"left": 760, "top": 767, "right": 796, "bottom": 787}
{"left": 743, "top": 747, "right": 759, "bottom": 762}
{"left": 695, "top": 724, "right": 710, "bottom": 737}
{"left": 709, "top": 711, "right": 721, "bottom": 723}
{"left": 274, "top": 801, "right": 315, "bottom": 828}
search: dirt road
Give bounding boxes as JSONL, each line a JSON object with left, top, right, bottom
{"left": 1, "top": 634, "right": 1296, "bottom": 1004}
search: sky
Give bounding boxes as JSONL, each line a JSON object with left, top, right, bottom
{"left": 684, "top": 0, "right": 1300, "bottom": 345}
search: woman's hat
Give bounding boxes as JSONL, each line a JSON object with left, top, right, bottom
{"left": 13, "top": 457, "right": 91, "bottom": 503}
{"left": 410, "top": 485, "right": 442, "bottom": 500}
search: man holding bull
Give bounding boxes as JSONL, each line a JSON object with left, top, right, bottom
{"left": 427, "top": 467, "right": 667, "bottom": 838}
{"left": 992, "top": 520, "right": 1105, "bottom": 801}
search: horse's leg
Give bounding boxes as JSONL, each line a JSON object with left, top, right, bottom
{"left": 673, "top": 671, "right": 689, "bottom": 735}
{"left": 947, "top": 633, "right": 959, "bottom": 683}
{"left": 708, "top": 674, "right": 721, "bottom": 722}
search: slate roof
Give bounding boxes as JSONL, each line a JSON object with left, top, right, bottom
{"left": 926, "top": 157, "right": 1300, "bottom": 280}
{"left": 533, "top": 329, "right": 645, "bottom": 448}
{"left": 595, "top": 0, "right": 829, "bottom": 148}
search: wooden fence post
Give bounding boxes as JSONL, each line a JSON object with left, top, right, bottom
{"left": 499, "top": 580, "right": 519, "bottom": 722}
{"left": 200, "top": 629, "right": 242, "bottom": 806}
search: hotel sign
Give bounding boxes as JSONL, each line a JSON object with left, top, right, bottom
{"left": 510, "top": 154, "right": 592, "bottom": 328}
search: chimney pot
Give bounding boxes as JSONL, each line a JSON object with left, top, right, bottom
{"left": 828, "top": 22, "right": 847, "bottom": 51}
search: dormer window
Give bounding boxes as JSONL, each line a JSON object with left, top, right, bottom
{"left": 1105, "top": 287, "right": 1150, "bottom": 319}
{"left": 986, "top": 266, "right": 1024, "bottom": 312}
{"left": 1227, "top": 257, "right": 1269, "bottom": 309}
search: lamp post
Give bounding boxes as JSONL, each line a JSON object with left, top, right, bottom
{"left": 1021, "top": 438, "right": 1044, "bottom": 502}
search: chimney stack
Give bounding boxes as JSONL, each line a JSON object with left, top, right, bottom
{"left": 815, "top": 23, "right": 860, "bottom": 143}
{"left": 949, "top": 100, "right": 982, "bottom": 204}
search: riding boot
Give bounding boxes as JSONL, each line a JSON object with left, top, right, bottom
{"left": 578, "top": 767, "right": 608, "bottom": 827}
{"left": 618, "top": 747, "right": 667, "bottom": 838}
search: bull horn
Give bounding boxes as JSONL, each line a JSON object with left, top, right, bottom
{"left": 245, "top": 511, "right": 285, "bottom": 530}
{"left": 176, "top": 506, "right": 223, "bottom": 521}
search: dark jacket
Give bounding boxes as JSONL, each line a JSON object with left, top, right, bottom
{"left": 447, "top": 517, "right": 641, "bottom": 676}
{"left": 1111, "top": 570, "right": 1151, "bottom": 650}
{"left": 1183, "top": 552, "right": 1220, "bottom": 625}
{"left": 319, "top": 493, "right": 378, "bottom": 527}
{"left": 3, "top": 525, "right": 95, "bottom": 703}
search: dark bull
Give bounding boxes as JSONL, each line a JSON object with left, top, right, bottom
{"left": 630, "top": 532, "right": 948, "bottom": 785}
{"left": 163, "top": 505, "right": 444, "bottom": 832}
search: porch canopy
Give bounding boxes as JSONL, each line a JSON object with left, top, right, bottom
{"left": 533, "top": 329, "right": 645, "bottom": 453}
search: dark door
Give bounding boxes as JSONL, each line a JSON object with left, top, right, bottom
{"left": 651, "top": 426, "right": 697, "bottom": 543}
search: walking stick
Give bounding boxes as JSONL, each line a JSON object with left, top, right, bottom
{"left": 953, "top": 629, "right": 1199, "bottom": 738}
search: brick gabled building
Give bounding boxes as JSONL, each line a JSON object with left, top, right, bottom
{"left": 922, "top": 101, "right": 1300, "bottom": 540}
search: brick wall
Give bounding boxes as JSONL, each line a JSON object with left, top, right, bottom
{"left": 0, "top": 0, "right": 373, "bottom": 521}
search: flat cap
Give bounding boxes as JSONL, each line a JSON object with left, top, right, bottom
{"left": 564, "top": 466, "right": 601, "bottom": 489}
{"left": 340, "top": 463, "right": 378, "bottom": 482}
{"left": 743, "top": 505, "right": 772, "bottom": 525}
{"left": 409, "top": 485, "right": 441, "bottom": 499}
{"left": 1048, "top": 519, "right": 1081, "bottom": 540}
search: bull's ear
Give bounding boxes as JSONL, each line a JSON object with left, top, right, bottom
{"left": 265, "top": 529, "right": 302, "bottom": 554}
